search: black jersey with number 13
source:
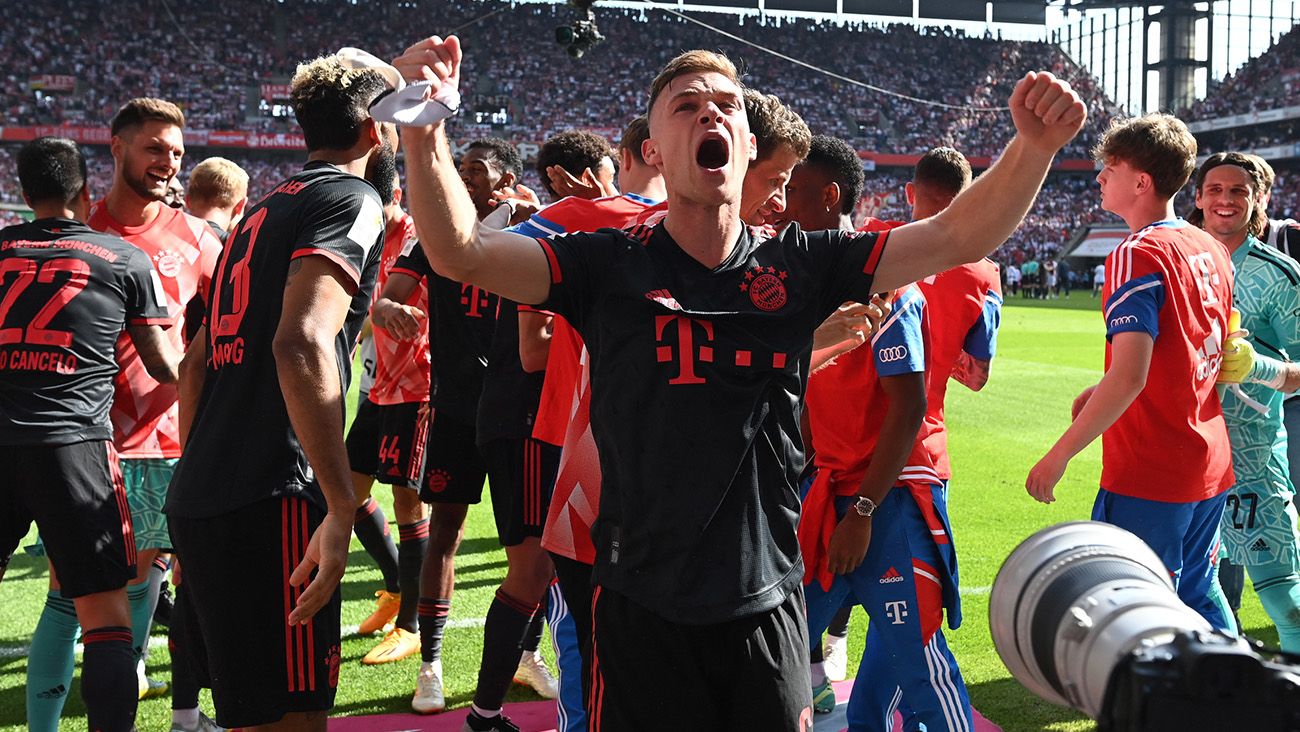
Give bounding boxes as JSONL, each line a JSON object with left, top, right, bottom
{"left": 167, "top": 162, "right": 383, "bottom": 519}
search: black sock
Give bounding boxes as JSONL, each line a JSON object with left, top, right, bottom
{"left": 169, "top": 586, "right": 201, "bottom": 711}
{"left": 828, "top": 606, "right": 851, "bottom": 638}
{"left": 396, "top": 519, "right": 429, "bottom": 633}
{"left": 418, "top": 597, "right": 452, "bottom": 662}
{"left": 472, "top": 590, "right": 539, "bottom": 711}
{"left": 354, "top": 497, "right": 400, "bottom": 593}
{"left": 520, "top": 603, "right": 544, "bottom": 654}
{"left": 81, "top": 626, "right": 137, "bottom": 732}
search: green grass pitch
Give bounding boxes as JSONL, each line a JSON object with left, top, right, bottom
{"left": 0, "top": 291, "right": 1279, "bottom": 731}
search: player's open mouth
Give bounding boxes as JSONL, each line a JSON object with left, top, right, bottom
{"left": 147, "top": 173, "right": 170, "bottom": 186}
{"left": 695, "top": 135, "right": 729, "bottom": 171}
{"left": 1211, "top": 208, "right": 1239, "bottom": 217}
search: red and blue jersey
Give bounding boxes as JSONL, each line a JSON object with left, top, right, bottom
{"left": 1100, "top": 219, "right": 1235, "bottom": 503}
{"left": 916, "top": 260, "right": 1001, "bottom": 478}
{"left": 801, "top": 284, "right": 942, "bottom": 590}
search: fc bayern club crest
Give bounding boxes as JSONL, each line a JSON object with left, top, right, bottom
{"left": 153, "top": 250, "right": 184, "bottom": 278}
{"left": 740, "top": 264, "right": 789, "bottom": 312}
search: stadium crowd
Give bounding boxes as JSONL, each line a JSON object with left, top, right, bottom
{"left": 8, "top": 5, "right": 1300, "bottom": 732}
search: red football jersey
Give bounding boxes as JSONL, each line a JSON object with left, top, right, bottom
{"left": 915, "top": 260, "right": 1002, "bottom": 478}
{"left": 523, "top": 193, "right": 659, "bottom": 563}
{"left": 805, "top": 284, "right": 936, "bottom": 486}
{"left": 1100, "top": 220, "right": 1234, "bottom": 502}
{"left": 88, "top": 201, "right": 221, "bottom": 458}
{"left": 369, "top": 212, "right": 431, "bottom": 405}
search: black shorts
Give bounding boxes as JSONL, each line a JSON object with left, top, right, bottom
{"left": 482, "top": 437, "right": 558, "bottom": 546}
{"left": 590, "top": 585, "right": 812, "bottom": 732}
{"left": 345, "top": 398, "right": 382, "bottom": 478}
{"left": 375, "top": 401, "right": 429, "bottom": 489}
{"left": 0, "top": 441, "right": 135, "bottom": 598}
{"left": 419, "top": 412, "right": 487, "bottom": 504}
{"left": 169, "top": 496, "right": 341, "bottom": 728}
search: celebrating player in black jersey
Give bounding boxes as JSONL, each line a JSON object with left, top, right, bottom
{"left": 394, "top": 35, "right": 1085, "bottom": 729}
{"left": 165, "top": 57, "right": 395, "bottom": 730}
{"left": 1, "top": 137, "right": 178, "bottom": 732}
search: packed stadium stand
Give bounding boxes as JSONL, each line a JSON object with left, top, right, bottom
{"left": 0, "top": 0, "right": 1190, "bottom": 264}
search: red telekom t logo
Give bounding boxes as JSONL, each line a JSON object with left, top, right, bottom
{"left": 460, "top": 283, "right": 491, "bottom": 318}
{"left": 654, "top": 315, "right": 714, "bottom": 384}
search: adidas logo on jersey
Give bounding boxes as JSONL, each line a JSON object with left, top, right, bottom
{"left": 1250, "top": 538, "right": 1271, "bottom": 552}
{"left": 879, "top": 567, "right": 904, "bottom": 584}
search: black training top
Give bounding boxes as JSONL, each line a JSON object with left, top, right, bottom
{"left": 536, "top": 221, "right": 888, "bottom": 624}
{"left": 167, "top": 162, "right": 383, "bottom": 518}
{"left": 475, "top": 297, "right": 546, "bottom": 446}
{"left": 0, "top": 218, "right": 170, "bottom": 446}
{"left": 391, "top": 244, "right": 498, "bottom": 424}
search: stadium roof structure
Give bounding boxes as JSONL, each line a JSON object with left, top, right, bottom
{"left": 628, "top": 0, "right": 1052, "bottom": 25}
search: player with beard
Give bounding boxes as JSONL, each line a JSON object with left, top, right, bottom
{"left": 395, "top": 36, "right": 1084, "bottom": 728}
{"left": 21, "top": 98, "right": 223, "bottom": 725}
{"left": 165, "top": 57, "right": 396, "bottom": 730}
{"left": 3, "top": 136, "right": 178, "bottom": 732}
{"left": 371, "top": 138, "right": 518, "bottom": 716}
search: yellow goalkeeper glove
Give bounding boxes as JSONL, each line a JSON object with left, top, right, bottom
{"left": 1219, "top": 310, "right": 1253, "bottom": 384}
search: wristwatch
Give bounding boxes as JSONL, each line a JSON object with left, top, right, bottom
{"left": 852, "top": 495, "right": 876, "bottom": 518}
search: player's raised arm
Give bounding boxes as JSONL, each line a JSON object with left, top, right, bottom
{"left": 393, "top": 36, "right": 551, "bottom": 305}
{"left": 872, "top": 72, "right": 1087, "bottom": 292}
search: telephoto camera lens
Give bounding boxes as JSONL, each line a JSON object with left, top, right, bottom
{"left": 989, "top": 521, "right": 1210, "bottom": 718}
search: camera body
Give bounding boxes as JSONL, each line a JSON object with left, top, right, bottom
{"left": 555, "top": 0, "right": 604, "bottom": 59}
{"left": 991, "top": 521, "right": 1300, "bottom": 731}
{"left": 1101, "top": 630, "right": 1300, "bottom": 731}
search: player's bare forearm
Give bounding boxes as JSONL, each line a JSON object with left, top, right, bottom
{"left": 402, "top": 122, "right": 551, "bottom": 305}
{"left": 177, "top": 327, "right": 207, "bottom": 449}
{"left": 853, "top": 372, "right": 927, "bottom": 507}
{"left": 273, "top": 257, "right": 358, "bottom": 518}
{"left": 127, "top": 323, "right": 181, "bottom": 384}
{"left": 518, "top": 311, "right": 553, "bottom": 373}
{"left": 952, "top": 353, "right": 991, "bottom": 392}
{"left": 403, "top": 123, "right": 480, "bottom": 274}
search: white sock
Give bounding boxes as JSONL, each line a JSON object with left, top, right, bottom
{"left": 172, "top": 708, "right": 200, "bottom": 728}
{"left": 810, "top": 661, "right": 826, "bottom": 686}
{"left": 471, "top": 703, "right": 501, "bottom": 719}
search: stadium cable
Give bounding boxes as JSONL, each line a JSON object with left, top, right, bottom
{"left": 636, "top": 0, "right": 1011, "bottom": 113}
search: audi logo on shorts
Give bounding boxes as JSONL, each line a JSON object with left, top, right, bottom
{"left": 1109, "top": 314, "right": 1138, "bottom": 328}
{"left": 878, "top": 345, "right": 909, "bottom": 363}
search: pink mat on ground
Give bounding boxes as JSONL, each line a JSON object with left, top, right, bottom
{"left": 325, "top": 680, "right": 1003, "bottom": 731}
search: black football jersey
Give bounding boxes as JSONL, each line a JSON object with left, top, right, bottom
{"left": 391, "top": 244, "right": 498, "bottom": 423}
{"left": 0, "top": 218, "right": 169, "bottom": 446}
{"left": 167, "top": 162, "right": 384, "bottom": 518}
{"left": 537, "top": 221, "right": 888, "bottom": 623}
{"left": 475, "top": 298, "right": 545, "bottom": 446}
